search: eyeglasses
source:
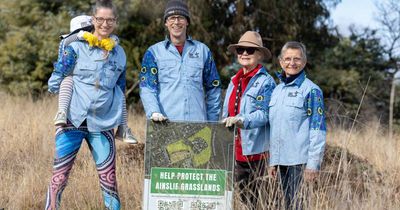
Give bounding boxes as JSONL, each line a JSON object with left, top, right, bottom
{"left": 167, "top": 15, "right": 186, "bottom": 23}
{"left": 236, "top": 47, "right": 258, "bottom": 55}
{"left": 94, "top": 17, "right": 117, "bottom": 25}
{"left": 281, "top": 57, "right": 303, "bottom": 64}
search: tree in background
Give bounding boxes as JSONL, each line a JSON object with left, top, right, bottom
{"left": 314, "top": 28, "right": 389, "bottom": 125}
{"left": 375, "top": 0, "right": 400, "bottom": 138}
{"left": 0, "top": 0, "right": 67, "bottom": 95}
{"left": 0, "top": 0, "right": 398, "bottom": 128}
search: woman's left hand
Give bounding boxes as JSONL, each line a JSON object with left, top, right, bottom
{"left": 222, "top": 116, "right": 244, "bottom": 128}
{"left": 304, "top": 168, "right": 319, "bottom": 182}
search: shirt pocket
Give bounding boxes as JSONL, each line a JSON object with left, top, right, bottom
{"left": 74, "top": 62, "right": 97, "bottom": 83}
{"left": 102, "top": 62, "right": 123, "bottom": 89}
{"left": 284, "top": 96, "right": 305, "bottom": 121}
{"left": 185, "top": 61, "right": 203, "bottom": 83}
{"left": 158, "top": 59, "right": 178, "bottom": 83}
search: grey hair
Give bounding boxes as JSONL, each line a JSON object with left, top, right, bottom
{"left": 92, "top": 0, "right": 117, "bottom": 17}
{"left": 279, "top": 41, "right": 307, "bottom": 61}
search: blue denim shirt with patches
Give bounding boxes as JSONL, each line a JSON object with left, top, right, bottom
{"left": 269, "top": 71, "right": 326, "bottom": 170}
{"left": 222, "top": 67, "right": 276, "bottom": 155}
{"left": 139, "top": 37, "right": 221, "bottom": 122}
{"left": 48, "top": 41, "right": 126, "bottom": 132}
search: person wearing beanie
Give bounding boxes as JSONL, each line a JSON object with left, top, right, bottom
{"left": 139, "top": 0, "right": 221, "bottom": 122}
{"left": 163, "top": 0, "right": 190, "bottom": 24}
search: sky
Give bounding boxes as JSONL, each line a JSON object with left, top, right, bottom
{"left": 330, "top": 0, "right": 400, "bottom": 76}
{"left": 329, "top": 0, "right": 381, "bottom": 36}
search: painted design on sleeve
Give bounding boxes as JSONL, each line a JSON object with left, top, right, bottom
{"left": 140, "top": 50, "right": 158, "bottom": 91}
{"left": 212, "top": 80, "right": 220, "bottom": 87}
{"left": 307, "top": 88, "right": 326, "bottom": 131}
{"left": 254, "top": 82, "right": 274, "bottom": 111}
{"left": 203, "top": 52, "right": 221, "bottom": 91}
{"left": 151, "top": 67, "right": 158, "bottom": 75}
{"left": 54, "top": 45, "right": 77, "bottom": 76}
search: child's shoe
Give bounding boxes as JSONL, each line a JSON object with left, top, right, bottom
{"left": 54, "top": 111, "right": 67, "bottom": 126}
{"left": 115, "top": 125, "right": 138, "bottom": 144}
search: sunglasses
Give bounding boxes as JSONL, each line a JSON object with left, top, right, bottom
{"left": 236, "top": 47, "right": 258, "bottom": 55}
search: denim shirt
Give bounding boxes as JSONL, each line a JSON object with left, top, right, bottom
{"left": 139, "top": 37, "right": 221, "bottom": 122}
{"left": 48, "top": 34, "right": 121, "bottom": 93}
{"left": 269, "top": 71, "right": 326, "bottom": 170}
{"left": 222, "top": 67, "right": 276, "bottom": 155}
{"left": 48, "top": 41, "right": 126, "bottom": 132}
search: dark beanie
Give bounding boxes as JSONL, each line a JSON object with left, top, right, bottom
{"left": 164, "top": 0, "right": 190, "bottom": 24}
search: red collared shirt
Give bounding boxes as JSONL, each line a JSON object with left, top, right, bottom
{"left": 228, "top": 64, "right": 267, "bottom": 162}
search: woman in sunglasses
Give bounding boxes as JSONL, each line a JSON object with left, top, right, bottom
{"left": 222, "top": 31, "right": 276, "bottom": 209}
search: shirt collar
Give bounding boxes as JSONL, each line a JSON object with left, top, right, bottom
{"left": 164, "top": 35, "right": 194, "bottom": 48}
{"left": 277, "top": 69, "right": 306, "bottom": 87}
{"left": 232, "top": 64, "right": 265, "bottom": 85}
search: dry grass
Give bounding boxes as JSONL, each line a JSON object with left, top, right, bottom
{"left": 0, "top": 93, "right": 399, "bottom": 209}
{"left": 0, "top": 94, "right": 146, "bottom": 209}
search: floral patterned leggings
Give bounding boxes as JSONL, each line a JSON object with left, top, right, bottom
{"left": 45, "top": 122, "right": 120, "bottom": 210}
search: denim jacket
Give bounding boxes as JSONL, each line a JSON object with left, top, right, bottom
{"left": 139, "top": 37, "right": 221, "bottom": 122}
{"left": 269, "top": 71, "right": 326, "bottom": 170}
{"left": 223, "top": 66, "right": 276, "bottom": 155}
{"left": 48, "top": 41, "right": 126, "bottom": 132}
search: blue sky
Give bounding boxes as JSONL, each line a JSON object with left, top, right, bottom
{"left": 330, "top": 0, "right": 400, "bottom": 74}
{"left": 330, "top": 0, "right": 381, "bottom": 35}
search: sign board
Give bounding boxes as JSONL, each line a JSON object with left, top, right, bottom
{"left": 143, "top": 121, "right": 235, "bottom": 210}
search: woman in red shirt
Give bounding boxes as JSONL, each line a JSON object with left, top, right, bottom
{"left": 222, "top": 31, "right": 276, "bottom": 209}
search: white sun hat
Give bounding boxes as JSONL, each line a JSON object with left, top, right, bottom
{"left": 60, "top": 15, "right": 93, "bottom": 39}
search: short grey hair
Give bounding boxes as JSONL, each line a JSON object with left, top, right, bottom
{"left": 279, "top": 41, "right": 307, "bottom": 61}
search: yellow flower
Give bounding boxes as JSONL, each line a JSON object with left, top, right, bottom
{"left": 81, "top": 32, "right": 115, "bottom": 51}
{"left": 82, "top": 32, "right": 100, "bottom": 47}
{"left": 99, "top": 38, "right": 116, "bottom": 51}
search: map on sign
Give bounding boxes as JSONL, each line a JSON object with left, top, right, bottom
{"left": 143, "top": 121, "right": 235, "bottom": 210}
{"left": 144, "top": 121, "right": 235, "bottom": 175}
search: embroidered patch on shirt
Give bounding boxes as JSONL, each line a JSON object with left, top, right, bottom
{"left": 288, "top": 91, "right": 299, "bottom": 97}
{"left": 189, "top": 52, "right": 199, "bottom": 58}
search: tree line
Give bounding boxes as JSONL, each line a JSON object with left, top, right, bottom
{"left": 0, "top": 0, "right": 399, "bottom": 127}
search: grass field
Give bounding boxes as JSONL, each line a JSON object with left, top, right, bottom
{"left": 0, "top": 94, "right": 399, "bottom": 209}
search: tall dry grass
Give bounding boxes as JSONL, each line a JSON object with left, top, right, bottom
{"left": 0, "top": 93, "right": 145, "bottom": 209}
{"left": 0, "top": 93, "right": 399, "bottom": 209}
